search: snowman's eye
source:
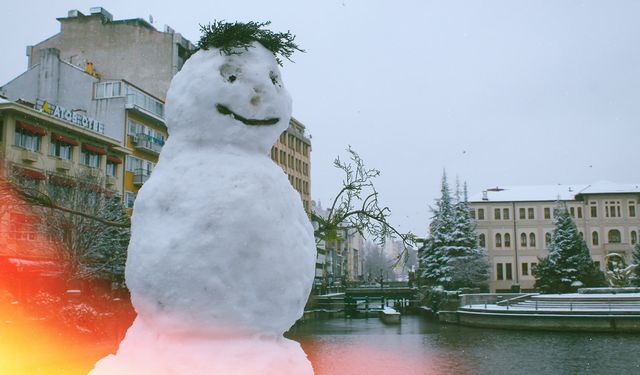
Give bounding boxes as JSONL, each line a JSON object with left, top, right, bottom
{"left": 220, "top": 64, "right": 240, "bottom": 83}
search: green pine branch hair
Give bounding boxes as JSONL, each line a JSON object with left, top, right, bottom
{"left": 197, "top": 20, "right": 304, "bottom": 66}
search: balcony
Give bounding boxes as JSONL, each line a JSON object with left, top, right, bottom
{"left": 55, "top": 159, "right": 72, "bottom": 171}
{"left": 21, "top": 150, "right": 38, "bottom": 163}
{"left": 603, "top": 242, "right": 631, "bottom": 254}
{"left": 132, "top": 133, "right": 163, "bottom": 155}
{"left": 133, "top": 168, "right": 150, "bottom": 186}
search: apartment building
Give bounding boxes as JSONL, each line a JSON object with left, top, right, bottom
{"left": 470, "top": 183, "right": 640, "bottom": 292}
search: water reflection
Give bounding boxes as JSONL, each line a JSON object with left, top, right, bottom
{"left": 289, "top": 316, "right": 640, "bottom": 375}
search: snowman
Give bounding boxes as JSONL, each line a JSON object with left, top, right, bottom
{"left": 91, "top": 22, "right": 316, "bottom": 374}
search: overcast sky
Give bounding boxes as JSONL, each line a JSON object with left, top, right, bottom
{"left": 2, "top": 1, "right": 639, "bottom": 236}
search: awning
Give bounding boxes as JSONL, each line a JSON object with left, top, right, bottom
{"left": 19, "top": 168, "right": 46, "bottom": 180}
{"left": 50, "top": 175, "right": 76, "bottom": 187}
{"left": 82, "top": 143, "right": 107, "bottom": 155}
{"left": 107, "top": 155, "right": 123, "bottom": 164}
{"left": 51, "top": 132, "right": 79, "bottom": 146}
{"left": 16, "top": 121, "right": 47, "bottom": 136}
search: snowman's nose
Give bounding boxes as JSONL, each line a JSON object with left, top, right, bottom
{"left": 250, "top": 95, "right": 261, "bottom": 106}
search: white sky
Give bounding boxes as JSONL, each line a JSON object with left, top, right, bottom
{"left": 2, "top": 1, "right": 639, "bottom": 236}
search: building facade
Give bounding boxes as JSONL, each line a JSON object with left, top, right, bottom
{"left": 470, "top": 183, "right": 640, "bottom": 292}
{"left": 26, "top": 7, "right": 194, "bottom": 100}
{"left": 270, "top": 118, "right": 312, "bottom": 212}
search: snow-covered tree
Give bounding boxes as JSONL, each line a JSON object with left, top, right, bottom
{"left": 533, "top": 204, "right": 604, "bottom": 293}
{"left": 631, "top": 242, "right": 640, "bottom": 286}
{"left": 418, "top": 173, "right": 488, "bottom": 290}
{"left": 448, "top": 181, "right": 489, "bottom": 289}
{"left": 418, "top": 172, "right": 456, "bottom": 287}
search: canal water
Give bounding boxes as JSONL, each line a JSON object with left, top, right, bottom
{"left": 288, "top": 315, "right": 640, "bottom": 375}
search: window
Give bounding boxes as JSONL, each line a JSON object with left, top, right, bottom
{"left": 522, "top": 263, "right": 529, "bottom": 276}
{"left": 531, "top": 262, "right": 538, "bottom": 272}
{"left": 496, "top": 263, "right": 504, "bottom": 280}
{"left": 125, "top": 191, "right": 137, "bottom": 208}
{"left": 608, "top": 229, "right": 621, "bottom": 244}
{"left": 15, "top": 128, "right": 41, "bottom": 151}
{"left": 95, "top": 81, "right": 123, "bottom": 98}
{"left": 80, "top": 149, "right": 100, "bottom": 168}
{"left": 577, "top": 207, "right": 583, "bottom": 218}
{"left": 545, "top": 232, "right": 551, "bottom": 247}
{"left": 594, "top": 261, "right": 601, "bottom": 270}
{"left": 495, "top": 233, "right": 502, "bottom": 248}
{"left": 528, "top": 208, "right": 535, "bottom": 219}
{"left": 544, "top": 207, "right": 551, "bottom": 220}
{"left": 520, "top": 233, "right": 527, "bottom": 247}
{"left": 494, "top": 208, "right": 501, "bottom": 220}
{"left": 605, "top": 201, "right": 622, "bottom": 218}
{"left": 631, "top": 231, "right": 637, "bottom": 246}
{"left": 519, "top": 208, "right": 526, "bottom": 220}
{"left": 570, "top": 207, "right": 575, "bottom": 218}
{"left": 470, "top": 209, "right": 476, "bottom": 220}
{"left": 629, "top": 202, "right": 636, "bottom": 218}
{"left": 503, "top": 208, "right": 510, "bottom": 220}
{"left": 529, "top": 233, "right": 536, "bottom": 247}
{"left": 590, "top": 202, "right": 598, "bottom": 218}
{"left": 504, "top": 233, "right": 511, "bottom": 247}
{"left": 280, "top": 150, "right": 286, "bottom": 164}
{"left": 592, "top": 231, "right": 599, "bottom": 246}
{"left": 50, "top": 140, "right": 72, "bottom": 160}
{"left": 477, "top": 208, "right": 485, "bottom": 220}
{"left": 506, "top": 263, "right": 513, "bottom": 280}
{"left": 479, "top": 234, "right": 486, "bottom": 248}
{"left": 106, "top": 161, "right": 117, "bottom": 177}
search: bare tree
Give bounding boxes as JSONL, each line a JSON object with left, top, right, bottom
{"left": 311, "top": 146, "right": 415, "bottom": 264}
{"left": 1, "top": 167, "right": 130, "bottom": 286}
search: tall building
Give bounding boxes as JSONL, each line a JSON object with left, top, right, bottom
{"left": 26, "top": 7, "right": 194, "bottom": 100}
{"left": 1, "top": 48, "right": 167, "bottom": 211}
{"left": 469, "top": 183, "right": 640, "bottom": 292}
{"left": 270, "top": 118, "right": 312, "bottom": 212}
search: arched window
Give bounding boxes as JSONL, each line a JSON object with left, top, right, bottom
{"left": 545, "top": 232, "right": 551, "bottom": 247}
{"left": 495, "top": 233, "right": 502, "bottom": 248}
{"left": 608, "top": 230, "right": 621, "bottom": 244}
{"left": 504, "top": 233, "right": 511, "bottom": 247}
{"left": 592, "top": 231, "right": 599, "bottom": 246}
{"left": 520, "top": 233, "right": 527, "bottom": 247}
{"left": 529, "top": 233, "right": 536, "bottom": 247}
{"left": 479, "top": 234, "right": 486, "bottom": 248}
{"left": 632, "top": 231, "right": 638, "bottom": 246}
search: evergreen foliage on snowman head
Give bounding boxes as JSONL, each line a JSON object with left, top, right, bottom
{"left": 165, "top": 21, "right": 302, "bottom": 153}
{"left": 197, "top": 21, "right": 304, "bottom": 66}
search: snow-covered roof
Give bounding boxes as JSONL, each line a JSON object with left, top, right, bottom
{"left": 0, "top": 97, "right": 10, "bottom": 104}
{"left": 470, "top": 181, "right": 640, "bottom": 203}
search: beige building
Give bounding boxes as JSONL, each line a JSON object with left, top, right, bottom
{"left": 470, "top": 183, "right": 640, "bottom": 292}
{"left": 0, "top": 99, "right": 128, "bottom": 195}
{"left": 270, "top": 118, "right": 312, "bottom": 212}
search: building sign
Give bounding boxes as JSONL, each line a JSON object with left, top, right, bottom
{"left": 35, "top": 99, "right": 105, "bottom": 134}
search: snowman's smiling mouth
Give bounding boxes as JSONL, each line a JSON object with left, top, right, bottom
{"left": 216, "top": 104, "right": 279, "bottom": 126}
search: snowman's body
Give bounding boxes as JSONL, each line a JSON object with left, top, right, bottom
{"left": 91, "top": 43, "right": 316, "bottom": 374}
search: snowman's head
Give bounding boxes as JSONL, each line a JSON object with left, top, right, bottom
{"left": 165, "top": 42, "right": 291, "bottom": 153}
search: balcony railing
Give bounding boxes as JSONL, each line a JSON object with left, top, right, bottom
{"left": 133, "top": 168, "right": 151, "bottom": 186}
{"left": 132, "top": 133, "right": 163, "bottom": 155}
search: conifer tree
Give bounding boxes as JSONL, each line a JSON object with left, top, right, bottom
{"left": 419, "top": 172, "right": 456, "bottom": 288}
{"left": 632, "top": 242, "right": 640, "bottom": 286}
{"left": 448, "top": 181, "right": 489, "bottom": 289}
{"left": 533, "top": 204, "right": 604, "bottom": 293}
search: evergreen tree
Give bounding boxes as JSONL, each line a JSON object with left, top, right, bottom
{"left": 448, "top": 181, "right": 489, "bottom": 289}
{"left": 533, "top": 204, "right": 604, "bottom": 293}
{"left": 632, "top": 242, "right": 640, "bottom": 286}
{"left": 419, "top": 171, "right": 456, "bottom": 288}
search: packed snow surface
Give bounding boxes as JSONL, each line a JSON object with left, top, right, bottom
{"left": 91, "top": 43, "right": 316, "bottom": 374}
